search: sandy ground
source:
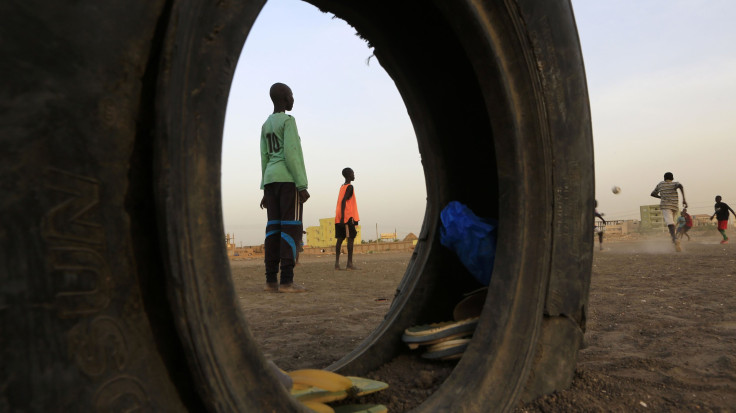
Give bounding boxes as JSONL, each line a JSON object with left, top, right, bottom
{"left": 230, "top": 229, "right": 736, "bottom": 412}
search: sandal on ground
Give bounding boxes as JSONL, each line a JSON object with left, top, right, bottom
{"left": 402, "top": 317, "right": 479, "bottom": 347}
{"left": 452, "top": 287, "right": 487, "bottom": 321}
{"left": 302, "top": 402, "right": 389, "bottom": 413}
{"left": 291, "top": 374, "right": 388, "bottom": 403}
{"left": 421, "top": 337, "right": 472, "bottom": 360}
{"left": 334, "top": 404, "right": 388, "bottom": 413}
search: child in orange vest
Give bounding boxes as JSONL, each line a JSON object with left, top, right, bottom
{"left": 335, "top": 168, "right": 359, "bottom": 270}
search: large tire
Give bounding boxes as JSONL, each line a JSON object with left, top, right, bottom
{"left": 1, "top": 0, "right": 592, "bottom": 412}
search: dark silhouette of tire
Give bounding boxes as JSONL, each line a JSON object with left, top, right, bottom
{"left": 2, "top": 1, "right": 592, "bottom": 412}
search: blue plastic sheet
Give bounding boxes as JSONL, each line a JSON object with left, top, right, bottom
{"left": 440, "top": 201, "right": 498, "bottom": 286}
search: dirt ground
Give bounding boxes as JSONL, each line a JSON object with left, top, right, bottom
{"left": 230, "top": 229, "right": 736, "bottom": 412}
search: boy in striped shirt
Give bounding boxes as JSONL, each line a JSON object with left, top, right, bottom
{"left": 651, "top": 172, "right": 688, "bottom": 252}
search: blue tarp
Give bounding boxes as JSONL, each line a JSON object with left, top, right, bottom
{"left": 440, "top": 201, "right": 498, "bottom": 286}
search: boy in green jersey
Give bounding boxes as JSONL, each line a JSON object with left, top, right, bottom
{"left": 259, "top": 83, "right": 310, "bottom": 293}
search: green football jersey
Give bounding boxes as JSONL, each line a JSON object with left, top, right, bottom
{"left": 260, "top": 113, "right": 308, "bottom": 190}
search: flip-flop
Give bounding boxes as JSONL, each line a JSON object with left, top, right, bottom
{"left": 402, "top": 317, "right": 479, "bottom": 346}
{"left": 404, "top": 330, "right": 473, "bottom": 350}
{"left": 452, "top": 287, "right": 487, "bottom": 321}
{"left": 334, "top": 404, "right": 388, "bottom": 413}
{"left": 292, "top": 376, "right": 389, "bottom": 403}
{"left": 346, "top": 376, "right": 389, "bottom": 397}
{"left": 302, "top": 402, "right": 389, "bottom": 413}
{"left": 302, "top": 401, "right": 335, "bottom": 413}
{"left": 288, "top": 369, "right": 353, "bottom": 393}
{"left": 421, "top": 338, "right": 472, "bottom": 360}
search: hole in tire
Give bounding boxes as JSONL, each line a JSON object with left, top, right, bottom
{"left": 221, "top": 0, "right": 431, "bottom": 371}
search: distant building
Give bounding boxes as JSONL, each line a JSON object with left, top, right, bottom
{"left": 305, "top": 217, "right": 362, "bottom": 248}
{"left": 640, "top": 204, "right": 666, "bottom": 230}
{"left": 225, "top": 233, "right": 236, "bottom": 254}
{"left": 598, "top": 219, "right": 640, "bottom": 235}
{"left": 692, "top": 214, "right": 719, "bottom": 227}
{"left": 403, "top": 232, "right": 419, "bottom": 246}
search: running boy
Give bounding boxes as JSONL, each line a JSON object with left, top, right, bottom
{"left": 335, "top": 168, "right": 360, "bottom": 270}
{"left": 650, "top": 172, "right": 687, "bottom": 251}
{"left": 710, "top": 195, "right": 736, "bottom": 244}
{"left": 259, "top": 83, "right": 309, "bottom": 293}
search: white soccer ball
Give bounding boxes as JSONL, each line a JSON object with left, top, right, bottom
{"left": 612, "top": 186, "right": 621, "bottom": 194}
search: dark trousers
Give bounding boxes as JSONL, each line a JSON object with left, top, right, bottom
{"left": 263, "top": 182, "right": 303, "bottom": 284}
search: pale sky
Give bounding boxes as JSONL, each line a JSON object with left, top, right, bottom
{"left": 222, "top": 0, "right": 736, "bottom": 245}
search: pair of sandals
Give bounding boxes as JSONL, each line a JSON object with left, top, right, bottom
{"left": 402, "top": 287, "right": 487, "bottom": 360}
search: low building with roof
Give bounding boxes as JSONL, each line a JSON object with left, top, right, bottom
{"left": 305, "top": 217, "right": 362, "bottom": 248}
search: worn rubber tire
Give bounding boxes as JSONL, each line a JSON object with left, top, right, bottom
{"left": 1, "top": 0, "right": 592, "bottom": 412}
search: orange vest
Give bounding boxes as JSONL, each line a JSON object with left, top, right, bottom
{"left": 335, "top": 184, "right": 359, "bottom": 223}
